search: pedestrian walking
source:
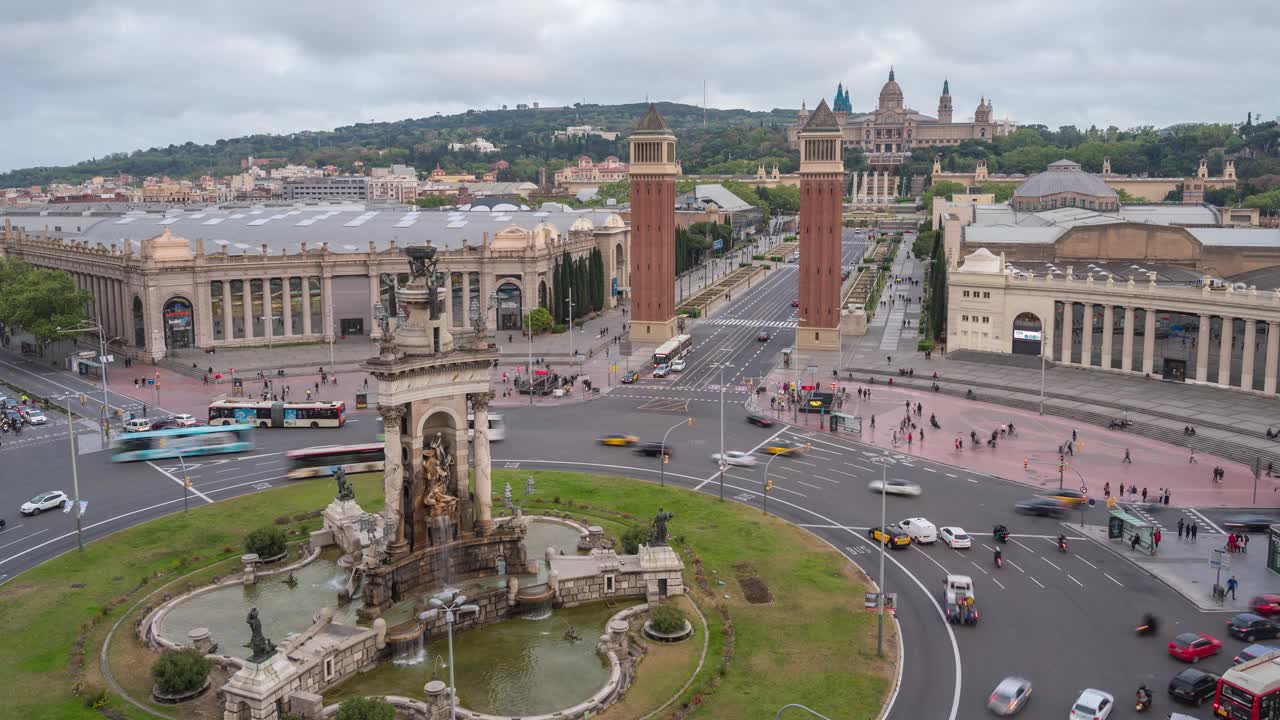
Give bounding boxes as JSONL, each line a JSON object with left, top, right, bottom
{"left": 1072, "top": 428, "right": 1077, "bottom": 442}
{"left": 1191, "top": 522, "right": 1198, "bottom": 540}
{"left": 1123, "top": 449, "right": 1131, "bottom": 463}
{"left": 1189, "top": 448, "right": 1197, "bottom": 463}
{"left": 1227, "top": 575, "right": 1238, "bottom": 600}
{"left": 1228, "top": 534, "right": 1238, "bottom": 553}
{"left": 306, "top": 389, "right": 312, "bottom": 401}
{"left": 1104, "top": 482, "right": 1111, "bottom": 498}
{"left": 1142, "top": 487, "right": 1148, "bottom": 503}
{"left": 1154, "top": 529, "right": 1162, "bottom": 550}
{"left": 1177, "top": 518, "right": 1185, "bottom": 538}
{"left": 1243, "top": 534, "right": 1250, "bottom": 553}
{"left": 1165, "top": 490, "right": 1172, "bottom": 506}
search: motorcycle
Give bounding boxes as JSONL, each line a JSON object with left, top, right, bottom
{"left": 993, "top": 525, "right": 1010, "bottom": 544}
{"left": 1135, "top": 692, "right": 1151, "bottom": 712}
{"left": 1108, "top": 418, "right": 1133, "bottom": 430}
{"left": 1136, "top": 614, "right": 1159, "bottom": 636}
{"left": 994, "top": 552, "right": 1003, "bottom": 569}
{"left": 1058, "top": 538, "right": 1068, "bottom": 553}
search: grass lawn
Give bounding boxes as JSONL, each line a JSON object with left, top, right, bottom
{"left": 3, "top": 469, "right": 893, "bottom": 720}
{"left": 596, "top": 594, "right": 703, "bottom": 720}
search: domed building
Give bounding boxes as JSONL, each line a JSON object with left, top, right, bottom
{"left": 1011, "top": 160, "right": 1119, "bottom": 212}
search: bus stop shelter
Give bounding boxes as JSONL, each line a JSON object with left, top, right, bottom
{"left": 1108, "top": 509, "right": 1155, "bottom": 555}
{"left": 830, "top": 412, "right": 862, "bottom": 435}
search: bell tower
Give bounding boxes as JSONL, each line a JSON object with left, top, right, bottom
{"left": 627, "top": 104, "right": 679, "bottom": 342}
{"left": 796, "top": 99, "right": 845, "bottom": 352}
{"left": 937, "top": 78, "right": 953, "bottom": 123}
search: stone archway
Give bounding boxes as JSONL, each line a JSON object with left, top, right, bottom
{"left": 162, "top": 296, "right": 195, "bottom": 351}
{"left": 538, "top": 279, "right": 549, "bottom": 310}
{"left": 1011, "top": 311, "right": 1044, "bottom": 356}
{"left": 613, "top": 241, "right": 626, "bottom": 300}
{"left": 495, "top": 282, "right": 523, "bottom": 331}
{"left": 409, "top": 408, "right": 462, "bottom": 551}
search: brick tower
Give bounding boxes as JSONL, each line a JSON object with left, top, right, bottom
{"left": 628, "top": 104, "right": 680, "bottom": 343}
{"left": 796, "top": 99, "right": 845, "bottom": 351}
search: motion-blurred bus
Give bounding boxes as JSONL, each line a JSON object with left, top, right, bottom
{"left": 111, "top": 424, "right": 253, "bottom": 462}
{"left": 286, "top": 443, "right": 383, "bottom": 480}
{"left": 208, "top": 399, "right": 346, "bottom": 428}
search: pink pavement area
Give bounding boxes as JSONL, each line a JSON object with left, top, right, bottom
{"left": 108, "top": 364, "right": 382, "bottom": 419}
{"left": 765, "top": 371, "right": 1280, "bottom": 509}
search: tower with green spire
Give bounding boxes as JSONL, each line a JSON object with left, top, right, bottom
{"left": 833, "top": 83, "right": 851, "bottom": 114}
{"left": 937, "top": 78, "right": 953, "bottom": 123}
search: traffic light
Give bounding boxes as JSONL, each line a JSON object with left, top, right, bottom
{"left": 663, "top": 454, "right": 669, "bottom": 465}
{"left": 766, "top": 479, "right": 773, "bottom": 492}
{"left": 686, "top": 418, "right": 694, "bottom": 427}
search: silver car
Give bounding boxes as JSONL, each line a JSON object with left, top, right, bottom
{"left": 987, "top": 676, "right": 1032, "bottom": 715}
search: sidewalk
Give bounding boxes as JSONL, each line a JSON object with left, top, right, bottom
{"left": 762, "top": 368, "right": 1280, "bottom": 508}
{"left": 1078, "top": 523, "right": 1267, "bottom": 612}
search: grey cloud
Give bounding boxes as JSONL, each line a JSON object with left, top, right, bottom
{"left": 1, "top": 0, "right": 1277, "bottom": 171}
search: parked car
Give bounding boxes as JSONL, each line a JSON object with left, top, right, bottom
{"left": 1168, "top": 632, "right": 1222, "bottom": 663}
{"left": 1227, "top": 613, "right": 1280, "bottom": 642}
{"left": 1167, "top": 668, "right": 1218, "bottom": 706}
{"left": 20, "top": 490, "right": 69, "bottom": 515}
{"left": 986, "top": 676, "right": 1032, "bottom": 715}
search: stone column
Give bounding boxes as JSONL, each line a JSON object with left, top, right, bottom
{"left": 282, "top": 277, "right": 293, "bottom": 337}
{"left": 369, "top": 271, "right": 383, "bottom": 339}
{"left": 1195, "top": 314, "right": 1210, "bottom": 382}
{"left": 242, "top": 278, "right": 254, "bottom": 340}
{"left": 1264, "top": 322, "right": 1279, "bottom": 395}
{"left": 195, "top": 279, "right": 212, "bottom": 348}
{"left": 222, "top": 280, "right": 234, "bottom": 341}
{"left": 461, "top": 272, "right": 471, "bottom": 329}
{"left": 1060, "top": 302, "right": 1073, "bottom": 364}
{"left": 301, "top": 277, "right": 312, "bottom": 337}
{"left": 1101, "top": 305, "right": 1114, "bottom": 369}
{"left": 1242, "top": 319, "right": 1257, "bottom": 392}
{"left": 379, "top": 405, "right": 408, "bottom": 557}
{"left": 118, "top": 280, "right": 130, "bottom": 346}
{"left": 1218, "top": 317, "right": 1234, "bottom": 386}
{"left": 471, "top": 392, "right": 495, "bottom": 535}
{"left": 1121, "top": 307, "right": 1134, "bottom": 372}
{"left": 1080, "top": 304, "right": 1093, "bottom": 368}
{"left": 322, "top": 272, "right": 334, "bottom": 342}
{"left": 1142, "top": 309, "right": 1156, "bottom": 376}
{"left": 444, "top": 273, "right": 455, "bottom": 328}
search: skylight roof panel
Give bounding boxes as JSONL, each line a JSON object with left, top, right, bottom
{"left": 446, "top": 221, "right": 467, "bottom": 229}
{"left": 248, "top": 219, "right": 271, "bottom": 226}
{"left": 114, "top": 217, "right": 136, "bottom": 224}
{"left": 202, "top": 218, "right": 226, "bottom": 225}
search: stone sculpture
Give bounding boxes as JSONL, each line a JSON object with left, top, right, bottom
{"left": 244, "top": 607, "right": 276, "bottom": 662}
{"left": 334, "top": 467, "right": 355, "bottom": 502}
{"left": 648, "top": 508, "right": 675, "bottom": 547}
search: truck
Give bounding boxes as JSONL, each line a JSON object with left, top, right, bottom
{"left": 942, "top": 574, "right": 978, "bottom": 625}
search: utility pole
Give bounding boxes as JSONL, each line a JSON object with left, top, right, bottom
{"left": 63, "top": 394, "right": 83, "bottom": 551}
{"left": 719, "top": 364, "right": 726, "bottom": 501}
{"left": 526, "top": 311, "right": 534, "bottom": 406}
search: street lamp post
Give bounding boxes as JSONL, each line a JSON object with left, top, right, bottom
{"left": 525, "top": 311, "right": 534, "bottom": 406}
{"left": 870, "top": 452, "right": 897, "bottom": 657}
{"left": 1039, "top": 352, "right": 1046, "bottom": 415}
{"left": 659, "top": 417, "right": 693, "bottom": 487}
{"left": 57, "top": 394, "right": 84, "bottom": 551}
{"left": 57, "top": 319, "right": 113, "bottom": 445}
{"left": 717, "top": 363, "right": 730, "bottom": 501}
{"left": 177, "top": 453, "right": 191, "bottom": 513}
{"left": 418, "top": 589, "right": 480, "bottom": 720}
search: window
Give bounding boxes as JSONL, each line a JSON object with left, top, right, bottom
{"left": 210, "top": 281, "right": 225, "bottom": 341}
{"left": 308, "top": 277, "right": 322, "bottom": 335}
{"left": 323, "top": 656, "right": 335, "bottom": 681}
{"left": 983, "top": 292, "right": 990, "bottom": 299}
{"left": 962, "top": 314, "right": 969, "bottom": 322}
{"left": 963, "top": 290, "right": 970, "bottom": 298}
{"left": 983, "top": 316, "right": 990, "bottom": 323}
{"left": 605, "top": 574, "right": 616, "bottom": 593}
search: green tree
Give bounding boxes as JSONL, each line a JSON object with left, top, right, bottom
{"left": 244, "top": 526, "right": 286, "bottom": 559}
{"left": 413, "top": 196, "right": 451, "bottom": 209}
{"left": 1242, "top": 188, "right": 1280, "bottom": 212}
{"left": 922, "top": 180, "right": 966, "bottom": 215}
{"left": 336, "top": 697, "right": 395, "bottom": 720}
{"left": 526, "top": 306, "right": 553, "bottom": 333}
{"left": 976, "top": 182, "right": 1018, "bottom": 203}
{"left": 0, "top": 261, "right": 92, "bottom": 346}
{"left": 649, "top": 603, "right": 688, "bottom": 634}
{"left": 927, "top": 231, "right": 947, "bottom": 341}
{"left": 151, "top": 648, "right": 210, "bottom": 696}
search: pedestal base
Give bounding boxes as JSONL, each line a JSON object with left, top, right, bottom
{"left": 384, "top": 538, "right": 410, "bottom": 560}
{"left": 629, "top": 318, "right": 677, "bottom": 344}
{"left": 796, "top": 325, "right": 841, "bottom": 352}
{"left": 474, "top": 518, "right": 496, "bottom": 536}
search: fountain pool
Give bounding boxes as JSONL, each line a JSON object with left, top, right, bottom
{"left": 324, "top": 600, "right": 636, "bottom": 716}
{"left": 523, "top": 519, "right": 587, "bottom": 556}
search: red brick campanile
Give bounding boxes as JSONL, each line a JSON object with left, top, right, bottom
{"left": 797, "top": 99, "right": 845, "bottom": 351}
{"left": 627, "top": 104, "right": 680, "bottom": 343}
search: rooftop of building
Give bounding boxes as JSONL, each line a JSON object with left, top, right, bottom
{"left": 1013, "top": 159, "right": 1117, "bottom": 199}
{"left": 675, "top": 184, "right": 754, "bottom": 213}
{"left": 0, "top": 202, "right": 626, "bottom": 255}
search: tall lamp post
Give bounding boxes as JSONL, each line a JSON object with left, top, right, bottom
{"left": 418, "top": 589, "right": 480, "bottom": 720}
{"left": 55, "top": 394, "right": 85, "bottom": 551}
{"left": 524, "top": 310, "right": 534, "bottom": 406}
{"left": 716, "top": 363, "right": 733, "bottom": 501}
{"left": 659, "top": 417, "right": 694, "bottom": 487}
{"left": 57, "top": 318, "right": 113, "bottom": 445}
{"left": 176, "top": 453, "right": 192, "bottom": 513}
{"left": 870, "top": 452, "right": 897, "bottom": 657}
{"left": 762, "top": 450, "right": 783, "bottom": 516}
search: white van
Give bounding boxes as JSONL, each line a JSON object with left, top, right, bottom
{"left": 896, "top": 517, "right": 937, "bottom": 543}
{"left": 123, "top": 418, "right": 153, "bottom": 433}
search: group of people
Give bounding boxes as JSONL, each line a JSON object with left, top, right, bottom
{"left": 1226, "top": 531, "right": 1250, "bottom": 553}
{"left": 1174, "top": 517, "right": 1200, "bottom": 539}
{"left": 1211, "top": 466, "right": 1227, "bottom": 483}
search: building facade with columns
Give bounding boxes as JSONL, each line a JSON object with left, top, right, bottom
{"left": 948, "top": 247, "right": 1280, "bottom": 396}
{"left": 0, "top": 204, "right": 628, "bottom": 361}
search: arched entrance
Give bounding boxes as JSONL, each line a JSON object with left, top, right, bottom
{"left": 132, "top": 296, "right": 146, "bottom": 347}
{"left": 162, "top": 297, "right": 195, "bottom": 350}
{"left": 496, "top": 282, "right": 522, "bottom": 331}
{"left": 613, "top": 242, "right": 626, "bottom": 299}
{"left": 1011, "top": 312, "right": 1043, "bottom": 356}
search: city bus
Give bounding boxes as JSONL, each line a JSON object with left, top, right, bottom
{"left": 467, "top": 413, "right": 507, "bottom": 442}
{"left": 652, "top": 334, "right": 693, "bottom": 366}
{"left": 111, "top": 424, "right": 254, "bottom": 462}
{"left": 208, "top": 399, "right": 346, "bottom": 428}
{"left": 287, "top": 443, "right": 384, "bottom": 480}
{"left": 1215, "top": 650, "right": 1280, "bottom": 719}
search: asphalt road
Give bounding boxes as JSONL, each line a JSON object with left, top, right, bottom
{"left": 0, "top": 225, "right": 1257, "bottom": 719}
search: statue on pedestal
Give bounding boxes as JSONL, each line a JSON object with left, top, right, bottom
{"left": 406, "top": 244, "right": 444, "bottom": 320}
{"left": 334, "top": 467, "right": 355, "bottom": 502}
{"left": 648, "top": 508, "right": 675, "bottom": 547}
{"left": 244, "top": 608, "right": 276, "bottom": 662}
{"left": 423, "top": 431, "right": 458, "bottom": 518}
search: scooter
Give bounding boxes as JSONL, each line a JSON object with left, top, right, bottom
{"left": 1135, "top": 695, "right": 1151, "bottom": 712}
{"left": 994, "top": 553, "right": 1003, "bottom": 569}
{"left": 1058, "top": 538, "right": 1068, "bottom": 553}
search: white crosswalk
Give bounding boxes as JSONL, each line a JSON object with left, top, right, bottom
{"left": 703, "top": 318, "right": 796, "bottom": 329}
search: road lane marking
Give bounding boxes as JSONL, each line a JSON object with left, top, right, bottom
{"left": 0, "top": 528, "right": 47, "bottom": 551}
{"left": 910, "top": 545, "right": 952, "bottom": 575}
{"left": 1029, "top": 576, "right": 1045, "bottom": 589}
{"left": 991, "top": 578, "right": 1006, "bottom": 590}
{"left": 808, "top": 447, "right": 841, "bottom": 456}
{"left": 965, "top": 478, "right": 978, "bottom": 483}
{"left": 1104, "top": 573, "right": 1125, "bottom": 587}
{"left": 969, "top": 561, "right": 988, "bottom": 575}
{"left": 797, "top": 481, "right": 822, "bottom": 490}
{"left": 945, "top": 473, "right": 957, "bottom": 478}
{"left": 923, "top": 467, "right": 936, "bottom": 473}
{"left": 773, "top": 485, "right": 807, "bottom": 498}
{"left": 146, "top": 461, "right": 214, "bottom": 503}
{"left": 827, "top": 468, "right": 860, "bottom": 479}
{"left": 1067, "top": 574, "right": 1084, "bottom": 587}
{"left": 1075, "top": 555, "right": 1098, "bottom": 569}
{"left": 851, "top": 463, "right": 874, "bottom": 472}
{"left": 1187, "top": 508, "right": 1226, "bottom": 535}
{"left": 696, "top": 427, "right": 787, "bottom": 490}
{"left": 1012, "top": 539, "right": 1035, "bottom": 553}
{"left": 798, "top": 524, "right": 863, "bottom": 530}
{"left": 1042, "top": 557, "right": 1062, "bottom": 571}
{"left": 0, "top": 524, "right": 23, "bottom": 535}
{"left": 0, "top": 359, "right": 180, "bottom": 416}
{"left": 215, "top": 466, "right": 243, "bottom": 474}
{"left": 813, "top": 475, "right": 839, "bottom": 484}
{"left": 789, "top": 459, "right": 818, "bottom": 467}
{"left": 1006, "top": 560, "right": 1025, "bottom": 573}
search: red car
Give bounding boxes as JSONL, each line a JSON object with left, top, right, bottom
{"left": 1251, "top": 594, "right": 1280, "bottom": 618}
{"left": 790, "top": 299, "right": 800, "bottom": 307}
{"left": 1168, "top": 632, "right": 1222, "bottom": 662}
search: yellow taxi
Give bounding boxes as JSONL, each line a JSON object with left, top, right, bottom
{"left": 868, "top": 526, "right": 911, "bottom": 549}
{"left": 1039, "top": 488, "right": 1086, "bottom": 507}
{"left": 598, "top": 434, "right": 639, "bottom": 447}
{"left": 761, "top": 440, "right": 808, "bottom": 456}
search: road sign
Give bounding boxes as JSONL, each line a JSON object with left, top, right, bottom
{"left": 800, "top": 384, "right": 816, "bottom": 391}
{"left": 1210, "top": 549, "right": 1230, "bottom": 569}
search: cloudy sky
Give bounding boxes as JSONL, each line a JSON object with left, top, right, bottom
{"left": 3, "top": 0, "right": 1278, "bottom": 172}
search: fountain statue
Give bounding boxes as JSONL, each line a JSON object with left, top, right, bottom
{"left": 423, "top": 432, "right": 458, "bottom": 518}
{"left": 405, "top": 244, "right": 444, "bottom": 320}
{"left": 244, "top": 608, "right": 277, "bottom": 663}
{"left": 334, "top": 467, "right": 355, "bottom": 502}
{"left": 282, "top": 572, "right": 298, "bottom": 588}
{"left": 647, "top": 509, "right": 675, "bottom": 547}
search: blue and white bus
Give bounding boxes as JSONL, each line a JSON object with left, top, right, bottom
{"left": 111, "top": 424, "right": 254, "bottom": 462}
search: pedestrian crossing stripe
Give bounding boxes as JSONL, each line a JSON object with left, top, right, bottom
{"left": 703, "top": 318, "right": 796, "bottom": 329}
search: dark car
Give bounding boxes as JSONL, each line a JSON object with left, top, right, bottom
{"left": 746, "top": 413, "right": 774, "bottom": 428}
{"left": 2, "top": 409, "right": 23, "bottom": 426}
{"left": 1167, "top": 668, "right": 1218, "bottom": 706}
{"left": 634, "top": 442, "right": 672, "bottom": 459}
{"left": 1250, "top": 594, "right": 1280, "bottom": 618}
{"left": 148, "top": 417, "right": 183, "bottom": 431}
{"left": 1228, "top": 613, "right": 1280, "bottom": 642}
{"left": 1014, "top": 497, "right": 1068, "bottom": 518}
{"left": 1224, "top": 515, "right": 1277, "bottom": 532}
{"left": 790, "top": 299, "right": 800, "bottom": 307}
{"left": 756, "top": 331, "right": 770, "bottom": 342}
